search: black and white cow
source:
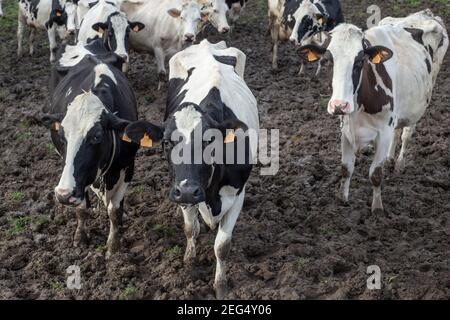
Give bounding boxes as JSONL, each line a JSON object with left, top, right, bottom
{"left": 77, "top": 0, "right": 144, "bottom": 65}
{"left": 198, "top": 0, "right": 230, "bottom": 34}
{"left": 268, "top": 0, "right": 343, "bottom": 70}
{"left": 120, "top": 0, "right": 209, "bottom": 89}
{"left": 18, "top": 0, "right": 78, "bottom": 62}
{"left": 225, "top": 0, "right": 247, "bottom": 23}
{"left": 42, "top": 49, "right": 139, "bottom": 257}
{"left": 123, "top": 40, "right": 259, "bottom": 298}
{"left": 298, "top": 10, "right": 448, "bottom": 214}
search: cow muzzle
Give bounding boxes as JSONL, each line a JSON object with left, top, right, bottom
{"left": 328, "top": 100, "right": 351, "bottom": 115}
{"left": 183, "top": 34, "right": 195, "bottom": 43}
{"left": 170, "top": 183, "right": 205, "bottom": 205}
{"left": 55, "top": 187, "right": 82, "bottom": 207}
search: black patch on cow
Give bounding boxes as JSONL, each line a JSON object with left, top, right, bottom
{"left": 389, "top": 117, "right": 393, "bottom": 127}
{"left": 165, "top": 68, "right": 195, "bottom": 121}
{"left": 428, "top": 45, "right": 434, "bottom": 60}
{"left": 213, "top": 55, "right": 237, "bottom": 67}
{"left": 357, "top": 60, "right": 394, "bottom": 114}
{"left": 282, "top": 0, "right": 302, "bottom": 30}
{"left": 225, "top": 0, "right": 247, "bottom": 8}
{"left": 404, "top": 28, "right": 424, "bottom": 46}
{"left": 352, "top": 50, "right": 365, "bottom": 94}
{"left": 424, "top": 58, "right": 431, "bottom": 73}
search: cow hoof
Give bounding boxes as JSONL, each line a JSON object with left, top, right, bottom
{"left": 371, "top": 208, "right": 384, "bottom": 216}
{"left": 183, "top": 247, "right": 196, "bottom": 263}
{"left": 214, "top": 281, "right": 228, "bottom": 300}
{"left": 394, "top": 161, "right": 405, "bottom": 175}
{"left": 73, "top": 231, "right": 88, "bottom": 247}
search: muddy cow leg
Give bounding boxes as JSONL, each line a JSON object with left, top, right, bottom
{"left": 370, "top": 131, "right": 392, "bottom": 215}
{"left": 182, "top": 206, "right": 200, "bottom": 262}
{"left": 106, "top": 176, "right": 128, "bottom": 259}
{"left": 17, "top": 10, "right": 26, "bottom": 58}
{"left": 395, "top": 125, "right": 416, "bottom": 174}
{"left": 154, "top": 47, "right": 166, "bottom": 90}
{"left": 213, "top": 188, "right": 245, "bottom": 299}
{"left": 339, "top": 134, "right": 356, "bottom": 204}
{"left": 270, "top": 16, "right": 280, "bottom": 70}
{"left": 29, "top": 28, "right": 35, "bottom": 56}
{"left": 74, "top": 199, "right": 89, "bottom": 247}
{"left": 47, "top": 25, "right": 57, "bottom": 63}
{"left": 387, "top": 128, "right": 401, "bottom": 169}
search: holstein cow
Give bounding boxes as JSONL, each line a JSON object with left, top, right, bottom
{"left": 289, "top": 0, "right": 343, "bottom": 74}
{"left": 120, "top": 0, "right": 208, "bottom": 89}
{"left": 268, "top": 0, "right": 343, "bottom": 70}
{"left": 298, "top": 13, "right": 448, "bottom": 214}
{"left": 226, "top": 0, "right": 247, "bottom": 24}
{"left": 18, "top": 0, "right": 78, "bottom": 62}
{"left": 123, "top": 40, "right": 259, "bottom": 298}
{"left": 42, "top": 50, "right": 139, "bottom": 257}
{"left": 77, "top": 0, "right": 144, "bottom": 65}
{"left": 198, "top": 0, "right": 230, "bottom": 34}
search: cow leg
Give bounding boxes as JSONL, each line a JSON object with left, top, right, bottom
{"left": 29, "top": 28, "right": 35, "bottom": 56}
{"left": 270, "top": 18, "right": 279, "bottom": 70}
{"left": 17, "top": 10, "right": 26, "bottom": 58}
{"left": 298, "top": 62, "right": 305, "bottom": 76}
{"left": 387, "top": 128, "right": 401, "bottom": 169}
{"left": 370, "top": 132, "right": 391, "bottom": 215}
{"left": 74, "top": 199, "right": 89, "bottom": 247}
{"left": 106, "top": 176, "right": 128, "bottom": 259}
{"left": 338, "top": 135, "right": 356, "bottom": 204}
{"left": 47, "top": 25, "right": 57, "bottom": 63}
{"left": 213, "top": 189, "right": 245, "bottom": 299}
{"left": 154, "top": 47, "right": 166, "bottom": 90}
{"left": 182, "top": 205, "right": 200, "bottom": 262}
{"left": 395, "top": 125, "right": 415, "bottom": 174}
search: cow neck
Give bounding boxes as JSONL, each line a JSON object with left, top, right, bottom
{"left": 100, "top": 129, "right": 117, "bottom": 177}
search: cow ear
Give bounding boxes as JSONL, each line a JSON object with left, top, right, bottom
{"left": 168, "top": 8, "right": 181, "bottom": 18}
{"left": 298, "top": 44, "right": 326, "bottom": 63}
{"left": 55, "top": 9, "right": 64, "bottom": 17}
{"left": 218, "top": 119, "right": 248, "bottom": 144}
{"left": 104, "top": 113, "right": 130, "bottom": 132}
{"left": 129, "top": 21, "right": 145, "bottom": 32}
{"left": 365, "top": 46, "right": 393, "bottom": 64}
{"left": 317, "top": 15, "right": 325, "bottom": 26}
{"left": 92, "top": 22, "right": 108, "bottom": 34}
{"left": 41, "top": 113, "right": 65, "bottom": 130}
{"left": 123, "top": 120, "right": 164, "bottom": 148}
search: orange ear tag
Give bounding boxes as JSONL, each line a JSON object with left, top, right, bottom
{"left": 224, "top": 130, "right": 236, "bottom": 144}
{"left": 133, "top": 25, "right": 140, "bottom": 32}
{"left": 372, "top": 53, "right": 382, "bottom": 64}
{"left": 319, "top": 17, "right": 324, "bottom": 25}
{"left": 52, "top": 122, "right": 61, "bottom": 131}
{"left": 140, "top": 133, "right": 153, "bottom": 148}
{"left": 122, "top": 134, "right": 132, "bottom": 143}
{"left": 307, "top": 50, "right": 319, "bottom": 62}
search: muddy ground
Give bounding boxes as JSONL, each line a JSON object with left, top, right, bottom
{"left": 0, "top": 0, "right": 449, "bottom": 299}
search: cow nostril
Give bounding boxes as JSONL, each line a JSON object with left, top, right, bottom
{"left": 174, "top": 187, "right": 182, "bottom": 198}
{"left": 221, "top": 27, "right": 230, "bottom": 33}
{"left": 193, "top": 187, "right": 202, "bottom": 198}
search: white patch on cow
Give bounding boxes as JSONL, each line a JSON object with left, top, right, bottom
{"left": 56, "top": 92, "right": 106, "bottom": 193}
{"left": 94, "top": 63, "right": 117, "bottom": 86}
{"left": 174, "top": 104, "right": 202, "bottom": 144}
{"left": 290, "top": 0, "right": 323, "bottom": 44}
{"left": 109, "top": 12, "right": 130, "bottom": 59}
{"left": 180, "top": 179, "right": 188, "bottom": 187}
{"left": 59, "top": 44, "right": 91, "bottom": 67}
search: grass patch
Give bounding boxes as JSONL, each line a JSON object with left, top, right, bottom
{"left": 165, "top": 245, "right": 183, "bottom": 257}
{"left": 6, "top": 216, "right": 31, "bottom": 237}
{"left": 298, "top": 257, "right": 310, "bottom": 269}
{"left": 16, "top": 131, "right": 32, "bottom": 143}
{"left": 95, "top": 244, "right": 107, "bottom": 254}
{"left": 7, "top": 191, "right": 25, "bottom": 203}
{"left": 49, "top": 280, "right": 65, "bottom": 291}
{"left": 118, "top": 285, "right": 137, "bottom": 300}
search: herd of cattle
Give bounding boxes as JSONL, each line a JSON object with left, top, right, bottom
{"left": 2, "top": 0, "right": 448, "bottom": 298}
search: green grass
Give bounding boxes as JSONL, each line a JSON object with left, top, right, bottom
{"left": 118, "top": 285, "right": 136, "bottom": 300}
{"left": 165, "top": 245, "right": 183, "bottom": 257}
{"left": 49, "top": 280, "right": 65, "bottom": 291}
{"left": 16, "top": 132, "right": 32, "bottom": 143}
{"left": 6, "top": 216, "right": 31, "bottom": 237}
{"left": 7, "top": 191, "right": 25, "bottom": 203}
{"left": 298, "top": 257, "right": 310, "bottom": 269}
{"left": 152, "top": 224, "right": 176, "bottom": 237}
{"left": 95, "top": 244, "right": 107, "bottom": 254}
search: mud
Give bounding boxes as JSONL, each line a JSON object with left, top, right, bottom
{"left": 0, "top": 0, "right": 449, "bottom": 299}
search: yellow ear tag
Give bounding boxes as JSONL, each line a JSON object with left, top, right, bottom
{"left": 140, "top": 133, "right": 153, "bottom": 148}
{"left": 307, "top": 50, "right": 319, "bottom": 62}
{"left": 122, "top": 134, "right": 132, "bottom": 143}
{"left": 56, "top": 11, "right": 62, "bottom": 17}
{"left": 372, "top": 52, "right": 382, "bottom": 64}
{"left": 133, "top": 25, "right": 140, "bottom": 32}
{"left": 52, "top": 122, "right": 61, "bottom": 131}
{"left": 319, "top": 17, "right": 324, "bottom": 25}
{"left": 224, "top": 130, "right": 236, "bottom": 144}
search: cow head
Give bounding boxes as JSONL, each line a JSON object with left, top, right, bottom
{"left": 64, "top": 0, "right": 78, "bottom": 35}
{"left": 91, "top": 12, "right": 144, "bottom": 62}
{"left": 199, "top": 0, "right": 230, "bottom": 34}
{"left": 42, "top": 92, "right": 130, "bottom": 206}
{"left": 168, "top": 0, "right": 207, "bottom": 44}
{"left": 298, "top": 24, "right": 393, "bottom": 115}
{"left": 290, "top": 0, "right": 326, "bottom": 45}
{"left": 123, "top": 103, "right": 247, "bottom": 205}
